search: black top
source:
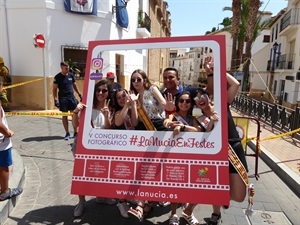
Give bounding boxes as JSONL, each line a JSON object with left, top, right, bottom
{"left": 53, "top": 72, "right": 75, "bottom": 98}
{"left": 227, "top": 105, "right": 241, "bottom": 144}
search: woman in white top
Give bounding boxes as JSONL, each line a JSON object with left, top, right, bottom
{"left": 71, "top": 79, "right": 116, "bottom": 217}
{"left": 128, "top": 69, "right": 175, "bottom": 222}
{"left": 129, "top": 69, "right": 174, "bottom": 131}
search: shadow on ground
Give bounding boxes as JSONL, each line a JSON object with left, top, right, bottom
{"left": 22, "top": 136, "right": 64, "bottom": 142}
{"left": 6, "top": 201, "right": 191, "bottom": 225}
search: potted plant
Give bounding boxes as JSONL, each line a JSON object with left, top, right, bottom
{"left": 138, "top": 9, "right": 144, "bottom": 27}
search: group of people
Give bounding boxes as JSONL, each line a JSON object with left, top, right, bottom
{"left": 53, "top": 60, "right": 248, "bottom": 225}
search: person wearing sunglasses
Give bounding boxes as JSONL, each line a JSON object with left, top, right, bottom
{"left": 71, "top": 79, "right": 116, "bottom": 217}
{"left": 129, "top": 69, "right": 175, "bottom": 131}
{"left": 164, "top": 91, "right": 218, "bottom": 225}
{"left": 128, "top": 69, "right": 175, "bottom": 222}
{"left": 181, "top": 58, "right": 248, "bottom": 225}
{"left": 162, "top": 91, "right": 203, "bottom": 225}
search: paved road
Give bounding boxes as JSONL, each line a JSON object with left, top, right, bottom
{"left": 2, "top": 115, "right": 300, "bottom": 225}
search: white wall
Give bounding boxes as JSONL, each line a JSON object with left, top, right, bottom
{"left": 1, "top": 0, "right": 144, "bottom": 77}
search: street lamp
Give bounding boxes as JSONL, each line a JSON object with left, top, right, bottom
{"left": 272, "top": 42, "right": 279, "bottom": 71}
{"left": 269, "top": 42, "right": 279, "bottom": 103}
{"left": 273, "top": 42, "right": 278, "bottom": 51}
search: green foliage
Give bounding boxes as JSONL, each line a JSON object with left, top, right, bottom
{"left": 67, "top": 59, "right": 81, "bottom": 75}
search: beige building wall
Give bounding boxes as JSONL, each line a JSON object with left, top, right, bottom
{"left": 10, "top": 76, "right": 85, "bottom": 110}
{"left": 148, "top": 0, "right": 171, "bottom": 88}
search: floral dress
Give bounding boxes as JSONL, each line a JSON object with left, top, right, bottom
{"left": 140, "top": 85, "right": 166, "bottom": 131}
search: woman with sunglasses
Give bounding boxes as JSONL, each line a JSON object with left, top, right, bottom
{"left": 162, "top": 91, "right": 203, "bottom": 225}
{"left": 129, "top": 69, "right": 175, "bottom": 131}
{"left": 181, "top": 62, "right": 248, "bottom": 225}
{"left": 128, "top": 69, "right": 175, "bottom": 222}
{"left": 71, "top": 79, "right": 117, "bottom": 217}
{"left": 111, "top": 88, "right": 139, "bottom": 218}
{"left": 163, "top": 91, "right": 203, "bottom": 134}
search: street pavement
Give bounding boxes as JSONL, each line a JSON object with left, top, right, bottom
{"left": 1, "top": 110, "right": 300, "bottom": 225}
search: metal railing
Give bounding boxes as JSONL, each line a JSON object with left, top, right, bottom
{"left": 280, "top": 8, "right": 300, "bottom": 32}
{"left": 232, "top": 94, "right": 300, "bottom": 140}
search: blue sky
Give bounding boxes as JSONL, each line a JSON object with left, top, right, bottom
{"left": 168, "top": 0, "right": 288, "bottom": 36}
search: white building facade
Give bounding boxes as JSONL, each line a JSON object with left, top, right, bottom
{"left": 251, "top": 0, "right": 300, "bottom": 108}
{"left": 0, "top": 0, "right": 151, "bottom": 109}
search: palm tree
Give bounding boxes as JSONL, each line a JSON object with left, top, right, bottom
{"left": 230, "top": 0, "right": 242, "bottom": 73}
{"left": 243, "top": 0, "right": 261, "bottom": 91}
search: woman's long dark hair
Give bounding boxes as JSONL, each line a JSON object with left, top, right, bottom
{"left": 112, "top": 88, "right": 128, "bottom": 112}
{"left": 175, "top": 91, "right": 194, "bottom": 115}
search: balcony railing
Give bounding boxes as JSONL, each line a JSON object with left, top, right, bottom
{"left": 267, "top": 53, "right": 295, "bottom": 71}
{"left": 232, "top": 94, "right": 300, "bottom": 140}
{"left": 280, "top": 8, "right": 300, "bottom": 32}
{"left": 278, "top": 53, "right": 295, "bottom": 70}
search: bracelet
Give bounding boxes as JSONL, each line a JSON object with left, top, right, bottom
{"left": 73, "top": 111, "right": 79, "bottom": 114}
{"left": 165, "top": 106, "right": 176, "bottom": 115}
{"left": 207, "top": 73, "right": 213, "bottom": 77}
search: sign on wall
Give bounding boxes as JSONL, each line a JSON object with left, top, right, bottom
{"left": 71, "top": 36, "right": 229, "bottom": 205}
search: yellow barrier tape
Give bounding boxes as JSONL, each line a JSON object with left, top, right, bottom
{"left": 261, "top": 128, "right": 300, "bottom": 141}
{"left": 3, "top": 78, "right": 44, "bottom": 90}
{"left": 6, "top": 111, "right": 72, "bottom": 116}
{"left": 238, "top": 91, "right": 266, "bottom": 94}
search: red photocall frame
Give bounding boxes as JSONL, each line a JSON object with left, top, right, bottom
{"left": 71, "top": 36, "right": 229, "bottom": 205}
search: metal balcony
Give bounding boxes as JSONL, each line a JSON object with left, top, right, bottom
{"left": 280, "top": 8, "right": 300, "bottom": 35}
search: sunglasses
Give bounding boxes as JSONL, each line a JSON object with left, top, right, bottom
{"left": 131, "top": 78, "right": 143, "bottom": 83}
{"left": 194, "top": 94, "right": 207, "bottom": 102}
{"left": 96, "top": 88, "right": 108, "bottom": 93}
{"left": 179, "top": 98, "right": 191, "bottom": 104}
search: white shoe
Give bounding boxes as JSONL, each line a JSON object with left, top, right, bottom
{"left": 158, "top": 201, "right": 170, "bottom": 207}
{"left": 74, "top": 201, "right": 86, "bottom": 217}
{"left": 169, "top": 214, "right": 179, "bottom": 225}
{"left": 118, "top": 202, "right": 129, "bottom": 218}
{"left": 95, "top": 197, "right": 117, "bottom": 205}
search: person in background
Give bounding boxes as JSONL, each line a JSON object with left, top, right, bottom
{"left": 53, "top": 61, "right": 82, "bottom": 140}
{"left": 106, "top": 72, "right": 122, "bottom": 91}
{"left": 0, "top": 80, "right": 23, "bottom": 201}
{"left": 0, "top": 57, "right": 11, "bottom": 112}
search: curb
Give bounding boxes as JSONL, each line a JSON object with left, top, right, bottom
{"left": 0, "top": 149, "right": 25, "bottom": 224}
{"left": 248, "top": 141, "right": 300, "bottom": 198}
